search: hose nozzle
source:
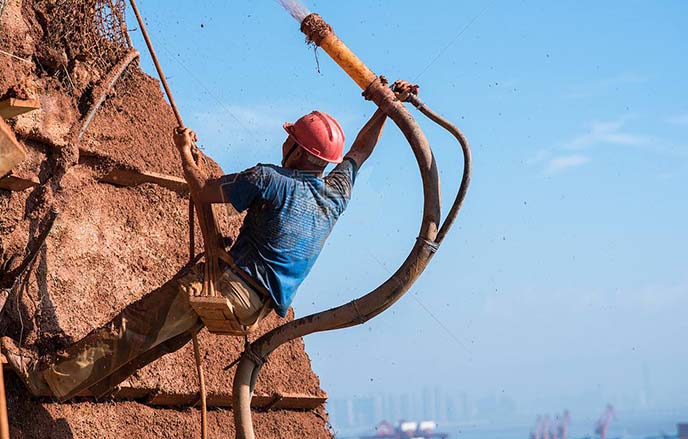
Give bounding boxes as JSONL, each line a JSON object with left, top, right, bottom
{"left": 300, "top": 13, "right": 378, "bottom": 90}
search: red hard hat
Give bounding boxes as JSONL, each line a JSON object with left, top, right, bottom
{"left": 283, "top": 111, "right": 345, "bottom": 164}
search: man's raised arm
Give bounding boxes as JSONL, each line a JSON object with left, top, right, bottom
{"left": 344, "top": 108, "right": 388, "bottom": 170}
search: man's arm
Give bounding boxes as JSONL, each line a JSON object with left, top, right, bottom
{"left": 173, "top": 128, "right": 224, "bottom": 204}
{"left": 344, "top": 80, "right": 418, "bottom": 169}
{"left": 344, "top": 108, "right": 388, "bottom": 169}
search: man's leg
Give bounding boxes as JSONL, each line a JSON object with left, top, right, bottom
{"left": 41, "top": 264, "right": 205, "bottom": 401}
{"left": 85, "top": 329, "right": 195, "bottom": 399}
{"left": 217, "top": 269, "right": 273, "bottom": 332}
{"left": 1, "top": 338, "right": 51, "bottom": 396}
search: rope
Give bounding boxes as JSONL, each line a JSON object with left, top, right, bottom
{"left": 128, "top": 0, "right": 184, "bottom": 127}
{"left": 0, "top": 360, "right": 8, "bottom": 439}
{"left": 242, "top": 334, "right": 265, "bottom": 367}
{"left": 223, "top": 335, "right": 267, "bottom": 371}
{"left": 416, "top": 236, "right": 439, "bottom": 253}
{"left": 350, "top": 298, "right": 366, "bottom": 325}
{"left": 243, "top": 345, "right": 266, "bottom": 368}
{"left": 127, "top": 1, "right": 207, "bottom": 437}
{"left": 192, "top": 332, "right": 207, "bottom": 439}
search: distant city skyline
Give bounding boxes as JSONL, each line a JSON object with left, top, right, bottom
{"left": 328, "top": 387, "right": 516, "bottom": 429}
{"left": 328, "top": 386, "right": 684, "bottom": 438}
{"left": 327, "top": 369, "right": 676, "bottom": 431}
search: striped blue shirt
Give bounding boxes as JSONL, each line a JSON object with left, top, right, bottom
{"left": 219, "top": 158, "right": 357, "bottom": 317}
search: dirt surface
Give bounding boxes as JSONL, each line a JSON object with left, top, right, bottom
{"left": 6, "top": 375, "right": 333, "bottom": 439}
{"left": 1, "top": 1, "right": 330, "bottom": 437}
{"left": 125, "top": 307, "right": 325, "bottom": 397}
{"left": 80, "top": 69, "right": 191, "bottom": 178}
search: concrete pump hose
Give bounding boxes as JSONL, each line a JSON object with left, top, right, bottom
{"left": 232, "top": 78, "right": 443, "bottom": 439}
{"left": 405, "top": 93, "right": 472, "bottom": 245}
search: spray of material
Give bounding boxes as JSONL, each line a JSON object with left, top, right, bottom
{"left": 276, "top": 0, "right": 310, "bottom": 23}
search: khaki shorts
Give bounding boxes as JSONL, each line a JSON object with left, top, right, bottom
{"left": 216, "top": 268, "right": 273, "bottom": 329}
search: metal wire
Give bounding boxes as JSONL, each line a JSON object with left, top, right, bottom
{"left": 412, "top": 0, "right": 494, "bottom": 82}
{"left": 34, "top": 0, "right": 130, "bottom": 91}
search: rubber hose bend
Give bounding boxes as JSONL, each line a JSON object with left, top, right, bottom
{"left": 405, "top": 93, "right": 472, "bottom": 245}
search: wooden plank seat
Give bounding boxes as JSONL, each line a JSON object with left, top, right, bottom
{"left": 0, "top": 119, "right": 26, "bottom": 177}
{"left": 0, "top": 98, "right": 40, "bottom": 120}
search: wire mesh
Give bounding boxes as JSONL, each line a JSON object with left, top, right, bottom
{"left": 34, "top": 0, "right": 130, "bottom": 77}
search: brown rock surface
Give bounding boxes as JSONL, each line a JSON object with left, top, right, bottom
{"left": 1, "top": 1, "right": 331, "bottom": 437}
{"left": 6, "top": 375, "right": 332, "bottom": 439}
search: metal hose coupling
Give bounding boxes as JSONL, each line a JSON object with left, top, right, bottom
{"left": 390, "top": 81, "right": 424, "bottom": 108}
{"left": 362, "top": 75, "right": 389, "bottom": 101}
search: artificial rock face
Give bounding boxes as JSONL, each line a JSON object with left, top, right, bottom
{"left": 0, "top": 2, "right": 330, "bottom": 437}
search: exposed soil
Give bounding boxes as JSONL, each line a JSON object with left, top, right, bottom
{"left": 80, "top": 68, "right": 191, "bottom": 178}
{"left": 6, "top": 374, "right": 333, "bottom": 439}
{"left": 1, "top": 1, "right": 330, "bottom": 437}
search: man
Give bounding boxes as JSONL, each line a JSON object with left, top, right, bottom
{"left": 1, "top": 81, "right": 417, "bottom": 401}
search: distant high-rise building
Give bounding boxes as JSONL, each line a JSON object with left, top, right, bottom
{"left": 327, "top": 388, "right": 491, "bottom": 432}
{"left": 400, "top": 393, "right": 411, "bottom": 420}
{"left": 354, "top": 396, "right": 376, "bottom": 427}
{"left": 461, "top": 392, "right": 471, "bottom": 419}
{"left": 422, "top": 387, "right": 436, "bottom": 420}
{"left": 641, "top": 363, "right": 653, "bottom": 409}
{"left": 373, "top": 394, "right": 384, "bottom": 424}
{"left": 435, "top": 388, "right": 447, "bottom": 422}
{"left": 445, "top": 394, "right": 456, "bottom": 422}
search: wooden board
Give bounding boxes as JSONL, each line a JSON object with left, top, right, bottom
{"left": 0, "top": 98, "right": 40, "bottom": 119}
{"left": 0, "top": 175, "right": 39, "bottom": 191}
{"left": 8, "top": 377, "right": 327, "bottom": 409}
{"left": 142, "top": 390, "right": 326, "bottom": 410}
{"left": 189, "top": 295, "right": 244, "bottom": 335}
{"left": 269, "top": 394, "right": 328, "bottom": 410}
{"left": 0, "top": 119, "right": 26, "bottom": 176}
{"left": 100, "top": 168, "right": 188, "bottom": 193}
{"left": 147, "top": 393, "right": 198, "bottom": 406}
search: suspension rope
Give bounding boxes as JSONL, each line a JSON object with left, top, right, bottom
{"left": 127, "top": 1, "right": 207, "bottom": 437}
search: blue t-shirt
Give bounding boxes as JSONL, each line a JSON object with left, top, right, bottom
{"left": 218, "top": 158, "right": 357, "bottom": 317}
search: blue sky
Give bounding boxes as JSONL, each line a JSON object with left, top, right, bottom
{"left": 127, "top": 0, "right": 688, "bottom": 417}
